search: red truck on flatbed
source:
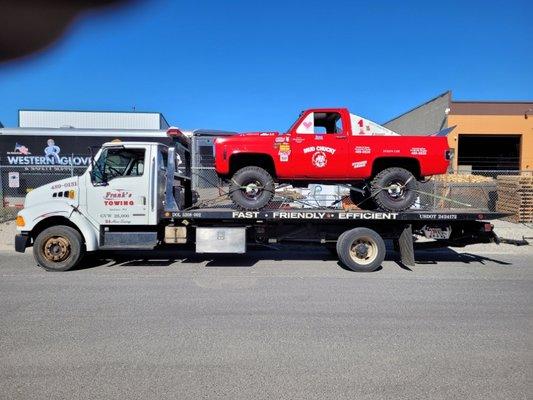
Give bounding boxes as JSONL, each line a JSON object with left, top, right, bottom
{"left": 215, "top": 108, "right": 451, "bottom": 211}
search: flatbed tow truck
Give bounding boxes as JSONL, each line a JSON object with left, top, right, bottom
{"left": 14, "top": 134, "right": 506, "bottom": 272}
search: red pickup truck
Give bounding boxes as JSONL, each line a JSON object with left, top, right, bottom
{"left": 214, "top": 108, "right": 451, "bottom": 211}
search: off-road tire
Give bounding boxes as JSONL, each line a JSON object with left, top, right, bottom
{"left": 370, "top": 167, "right": 417, "bottom": 212}
{"left": 336, "top": 227, "right": 386, "bottom": 272}
{"left": 229, "top": 166, "right": 275, "bottom": 210}
{"left": 33, "top": 225, "right": 85, "bottom": 271}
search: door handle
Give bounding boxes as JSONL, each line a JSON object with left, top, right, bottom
{"left": 335, "top": 136, "right": 347, "bottom": 139}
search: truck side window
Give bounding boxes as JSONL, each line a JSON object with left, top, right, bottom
{"left": 296, "top": 112, "right": 343, "bottom": 134}
{"left": 93, "top": 148, "right": 145, "bottom": 184}
{"left": 314, "top": 112, "right": 343, "bottom": 134}
{"left": 296, "top": 112, "right": 315, "bottom": 134}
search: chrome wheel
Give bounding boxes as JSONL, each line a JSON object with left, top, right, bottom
{"left": 386, "top": 180, "right": 406, "bottom": 199}
{"left": 242, "top": 180, "right": 263, "bottom": 200}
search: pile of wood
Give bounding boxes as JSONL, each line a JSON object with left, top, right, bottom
{"left": 496, "top": 175, "right": 533, "bottom": 223}
{"left": 434, "top": 174, "right": 494, "bottom": 183}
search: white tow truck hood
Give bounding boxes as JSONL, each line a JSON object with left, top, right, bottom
{"left": 24, "top": 176, "right": 80, "bottom": 209}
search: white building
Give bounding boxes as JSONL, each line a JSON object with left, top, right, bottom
{"left": 18, "top": 110, "right": 169, "bottom": 130}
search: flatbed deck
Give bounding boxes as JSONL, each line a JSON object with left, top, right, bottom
{"left": 169, "top": 208, "right": 508, "bottom": 222}
{"left": 164, "top": 208, "right": 507, "bottom": 269}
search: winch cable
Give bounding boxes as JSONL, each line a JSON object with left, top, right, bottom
{"left": 334, "top": 179, "right": 473, "bottom": 209}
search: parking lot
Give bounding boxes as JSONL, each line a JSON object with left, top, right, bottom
{"left": 1, "top": 244, "right": 531, "bottom": 400}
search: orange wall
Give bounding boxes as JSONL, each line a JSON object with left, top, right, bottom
{"left": 447, "top": 114, "right": 533, "bottom": 170}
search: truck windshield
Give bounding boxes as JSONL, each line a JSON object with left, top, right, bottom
{"left": 92, "top": 148, "right": 145, "bottom": 184}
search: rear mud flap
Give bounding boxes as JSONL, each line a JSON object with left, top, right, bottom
{"left": 397, "top": 224, "right": 415, "bottom": 267}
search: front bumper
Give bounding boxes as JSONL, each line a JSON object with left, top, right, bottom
{"left": 15, "top": 233, "right": 30, "bottom": 253}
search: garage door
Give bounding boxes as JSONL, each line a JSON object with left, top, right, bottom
{"left": 458, "top": 134, "right": 520, "bottom": 172}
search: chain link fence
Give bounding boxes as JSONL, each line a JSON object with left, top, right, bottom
{"left": 2, "top": 162, "right": 532, "bottom": 222}
{"left": 188, "top": 167, "right": 533, "bottom": 220}
{"left": 0, "top": 164, "right": 88, "bottom": 222}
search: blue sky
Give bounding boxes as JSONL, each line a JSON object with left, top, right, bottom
{"left": 0, "top": 0, "right": 531, "bottom": 131}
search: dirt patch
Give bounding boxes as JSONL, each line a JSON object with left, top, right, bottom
{"left": 0, "top": 219, "right": 16, "bottom": 251}
{"left": 0, "top": 208, "right": 17, "bottom": 223}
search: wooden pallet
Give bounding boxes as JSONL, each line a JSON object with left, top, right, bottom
{"left": 496, "top": 175, "right": 533, "bottom": 223}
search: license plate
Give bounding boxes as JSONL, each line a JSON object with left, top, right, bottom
{"left": 422, "top": 226, "right": 451, "bottom": 240}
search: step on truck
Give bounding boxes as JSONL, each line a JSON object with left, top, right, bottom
{"left": 14, "top": 132, "right": 505, "bottom": 272}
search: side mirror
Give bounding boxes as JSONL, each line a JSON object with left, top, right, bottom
{"left": 88, "top": 146, "right": 108, "bottom": 186}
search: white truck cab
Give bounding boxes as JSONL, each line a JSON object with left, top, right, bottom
{"left": 15, "top": 141, "right": 188, "bottom": 271}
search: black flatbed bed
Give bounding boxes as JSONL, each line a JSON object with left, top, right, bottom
{"left": 164, "top": 207, "right": 507, "bottom": 269}
{"left": 170, "top": 208, "right": 508, "bottom": 222}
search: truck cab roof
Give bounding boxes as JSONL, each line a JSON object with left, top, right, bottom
{"left": 101, "top": 141, "right": 167, "bottom": 148}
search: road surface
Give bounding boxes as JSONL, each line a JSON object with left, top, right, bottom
{"left": 0, "top": 246, "right": 531, "bottom": 399}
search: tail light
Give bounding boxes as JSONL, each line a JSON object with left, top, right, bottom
{"left": 445, "top": 149, "right": 454, "bottom": 160}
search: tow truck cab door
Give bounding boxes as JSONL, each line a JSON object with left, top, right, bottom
{"left": 285, "top": 110, "right": 349, "bottom": 178}
{"left": 85, "top": 144, "right": 154, "bottom": 226}
{"left": 154, "top": 144, "right": 168, "bottom": 222}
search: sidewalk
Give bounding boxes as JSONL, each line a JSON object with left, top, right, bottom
{"left": 0, "top": 219, "right": 15, "bottom": 251}
{"left": 492, "top": 219, "right": 533, "bottom": 241}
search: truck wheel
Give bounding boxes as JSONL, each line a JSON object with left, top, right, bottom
{"left": 229, "top": 166, "right": 274, "bottom": 210}
{"left": 33, "top": 226, "right": 85, "bottom": 271}
{"left": 370, "top": 167, "right": 417, "bottom": 211}
{"left": 336, "top": 227, "right": 386, "bottom": 272}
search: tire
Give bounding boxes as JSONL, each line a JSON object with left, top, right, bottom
{"left": 336, "top": 227, "right": 386, "bottom": 272}
{"left": 33, "top": 225, "right": 85, "bottom": 271}
{"left": 229, "top": 166, "right": 274, "bottom": 210}
{"left": 349, "top": 187, "right": 377, "bottom": 210}
{"left": 370, "top": 167, "right": 417, "bottom": 211}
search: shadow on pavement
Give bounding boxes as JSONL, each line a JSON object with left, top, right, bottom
{"left": 70, "top": 244, "right": 512, "bottom": 272}
{"left": 413, "top": 249, "right": 512, "bottom": 265}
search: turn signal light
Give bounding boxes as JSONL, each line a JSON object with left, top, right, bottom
{"left": 68, "top": 190, "right": 76, "bottom": 199}
{"left": 16, "top": 216, "right": 25, "bottom": 227}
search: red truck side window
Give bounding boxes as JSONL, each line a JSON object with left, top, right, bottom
{"left": 296, "top": 112, "right": 343, "bottom": 135}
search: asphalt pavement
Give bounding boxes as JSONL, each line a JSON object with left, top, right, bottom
{"left": 0, "top": 246, "right": 531, "bottom": 400}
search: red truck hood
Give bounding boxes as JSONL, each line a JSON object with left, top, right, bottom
{"left": 215, "top": 131, "right": 279, "bottom": 143}
{"left": 236, "top": 131, "right": 279, "bottom": 136}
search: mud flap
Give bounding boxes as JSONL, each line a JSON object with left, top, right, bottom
{"left": 397, "top": 224, "right": 415, "bottom": 267}
{"left": 15, "top": 233, "right": 30, "bottom": 253}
